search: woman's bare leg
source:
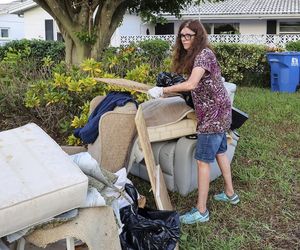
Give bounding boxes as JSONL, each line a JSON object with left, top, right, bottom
{"left": 216, "top": 153, "right": 234, "bottom": 196}
{"left": 196, "top": 160, "right": 210, "bottom": 213}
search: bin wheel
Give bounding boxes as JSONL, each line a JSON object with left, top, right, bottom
{"left": 296, "top": 84, "right": 300, "bottom": 92}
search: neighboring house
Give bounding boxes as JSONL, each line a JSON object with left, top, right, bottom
{"left": 157, "top": 0, "right": 300, "bottom": 36}
{"left": 8, "top": 0, "right": 148, "bottom": 44}
{"left": 7, "top": 0, "right": 300, "bottom": 46}
{"left": 0, "top": 1, "right": 24, "bottom": 46}
{"left": 9, "top": 0, "right": 61, "bottom": 41}
{"left": 120, "top": 0, "right": 300, "bottom": 47}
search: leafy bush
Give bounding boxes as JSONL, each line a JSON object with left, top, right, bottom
{"left": 1, "top": 40, "right": 275, "bottom": 145}
{"left": 24, "top": 58, "right": 148, "bottom": 145}
{"left": 100, "top": 44, "right": 171, "bottom": 85}
{"left": 286, "top": 40, "right": 300, "bottom": 51}
{"left": 0, "top": 39, "right": 65, "bottom": 63}
{"left": 137, "top": 39, "right": 171, "bottom": 67}
{"left": 0, "top": 45, "right": 56, "bottom": 132}
{"left": 212, "top": 43, "right": 270, "bottom": 87}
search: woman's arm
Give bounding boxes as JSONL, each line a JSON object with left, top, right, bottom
{"left": 163, "top": 67, "right": 205, "bottom": 94}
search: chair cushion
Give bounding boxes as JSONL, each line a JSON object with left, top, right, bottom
{"left": 147, "top": 118, "right": 197, "bottom": 142}
{"left": 142, "top": 96, "right": 193, "bottom": 128}
{"left": 0, "top": 123, "right": 88, "bottom": 237}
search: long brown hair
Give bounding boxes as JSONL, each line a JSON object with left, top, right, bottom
{"left": 172, "top": 19, "right": 210, "bottom": 75}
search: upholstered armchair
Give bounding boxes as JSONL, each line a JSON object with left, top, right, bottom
{"left": 87, "top": 96, "right": 137, "bottom": 173}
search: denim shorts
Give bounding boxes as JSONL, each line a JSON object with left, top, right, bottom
{"left": 195, "top": 132, "right": 227, "bottom": 163}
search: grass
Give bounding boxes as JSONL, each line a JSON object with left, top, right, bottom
{"left": 131, "top": 87, "right": 300, "bottom": 249}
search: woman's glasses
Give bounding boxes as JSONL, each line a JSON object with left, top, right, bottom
{"left": 179, "top": 33, "right": 196, "bottom": 41}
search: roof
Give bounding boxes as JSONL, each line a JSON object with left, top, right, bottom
{"left": 175, "top": 0, "right": 300, "bottom": 19}
{"left": 7, "top": 0, "right": 300, "bottom": 19}
{"left": 8, "top": 0, "right": 37, "bottom": 14}
{"left": 0, "top": 1, "right": 24, "bottom": 15}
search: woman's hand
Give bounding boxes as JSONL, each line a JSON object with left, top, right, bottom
{"left": 148, "top": 86, "right": 163, "bottom": 99}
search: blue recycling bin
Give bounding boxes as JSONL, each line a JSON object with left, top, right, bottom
{"left": 267, "top": 52, "right": 300, "bottom": 93}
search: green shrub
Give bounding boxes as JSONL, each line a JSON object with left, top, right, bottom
{"left": 24, "top": 59, "right": 148, "bottom": 145}
{"left": 286, "top": 40, "right": 300, "bottom": 51}
{"left": 101, "top": 45, "right": 143, "bottom": 78}
{"left": 212, "top": 43, "right": 270, "bottom": 87}
{"left": 0, "top": 39, "right": 65, "bottom": 63}
{"left": 138, "top": 39, "right": 171, "bottom": 67}
{"left": 1, "top": 40, "right": 275, "bottom": 145}
{"left": 0, "top": 44, "right": 62, "bottom": 133}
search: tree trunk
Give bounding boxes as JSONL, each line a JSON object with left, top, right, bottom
{"left": 34, "top": 0, "right": 127, "bottom": 65}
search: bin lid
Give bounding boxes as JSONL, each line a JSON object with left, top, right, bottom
{"left": 267, "top": 52, "right": 300, "bottom": 56}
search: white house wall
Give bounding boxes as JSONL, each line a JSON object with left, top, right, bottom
{"left": 172, "top": 19, "right": 267, "bottom": 35}
{"left": 118, "top": 14, "right": 141, "bottom": 35}
{"left": 0, "top": 13, "right": 24, "bottom": 44}
{"left": 239, "top": 19, "right": 266, "bottom": 35}
{"left": 24, "top": 6, "right": 58, "bottom": 40}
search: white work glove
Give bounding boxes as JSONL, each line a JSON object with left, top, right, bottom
{"left": 148, "top": 86, "right": 163, "bottom": 99}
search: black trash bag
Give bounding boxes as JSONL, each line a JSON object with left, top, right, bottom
{"left": 156, "top": 72, "right": 185, "bottom": 87}
{"left": 119, "top": 183, "right": 180, "bottom": 250}
{"left": 156, "top": 72, "right": 194, "bottom": 109}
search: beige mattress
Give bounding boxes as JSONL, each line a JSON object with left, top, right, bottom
{"left": 0, "top": 123, "right": 88, "bottom": 237}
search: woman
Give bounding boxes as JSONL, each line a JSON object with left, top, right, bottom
{"left": 148, "top": 20, "right": 239, "bottom": 224}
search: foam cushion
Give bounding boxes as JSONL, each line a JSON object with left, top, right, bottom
{"left": 0, "top": 123, "right": 88, "bottom": 237}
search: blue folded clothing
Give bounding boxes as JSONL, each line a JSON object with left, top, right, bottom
{"left": 74, "top": 91, "right": 137, "bottom": 144}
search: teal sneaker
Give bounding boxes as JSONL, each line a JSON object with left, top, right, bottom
{"left": 180, "top": 208, "right": 209, "bottom": 224}
{"left": 214, "top": 191, "right": 240, "bottom": 205}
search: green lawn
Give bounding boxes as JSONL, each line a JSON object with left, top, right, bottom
{"left": 132, "top": 87, "right": 300, "bottom": 249}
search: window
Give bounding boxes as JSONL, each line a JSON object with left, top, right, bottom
{"left": 155, "top": 23, "right": 174, "bottom": 35}
{"left": 280, "top": 22, "right": 300, "bottom": 34}
{"left": 267, "top": 20, "right": 277, "bottom": 34}
{"left": 203, "top": 23, "right": 212, "bottom": 34}
{"left": 0, "top": 28, "right": 9, "bottom": 38}
{"left": 45, "top": 19, "right": 54, "bottom": 40}
{"left": 201, "top": 23, "right": 239, "bottom": 35}
{"left": 57, "top": 32, "right": 64, "bottom": 42}
{"left": 214, "top": 23, "right": 239, "bottom": 34}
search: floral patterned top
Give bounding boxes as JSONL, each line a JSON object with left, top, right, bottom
{"left": 191, "top": 48, "right": 231, "bottom": 134}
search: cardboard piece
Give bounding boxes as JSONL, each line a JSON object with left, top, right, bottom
{"left": 135, "top": 106, "right": 173, "bottom": 210}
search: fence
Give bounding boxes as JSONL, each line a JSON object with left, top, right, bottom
{"left": 119, "top": 34, "right": 300, "bottom": 47}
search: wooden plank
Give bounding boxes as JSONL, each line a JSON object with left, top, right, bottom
{"left": 95, "top": 78, "right": 151, "bottom": 93}
{"left": 135, "top": 106, "right": 173, "bottom": 210}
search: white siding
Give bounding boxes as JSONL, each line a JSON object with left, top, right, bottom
{"left": 118, "top": 14, "right": 142, "bottom": 36}
{"left": 0, "top": 13, "right": 24, "bottom": 45}
{"left": 24, "top": 6, "right": 59, "bottom": 40}
{"left": 239, "top": 20, "right": 266, "bottom": 35}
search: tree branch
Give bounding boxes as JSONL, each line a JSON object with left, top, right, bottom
{"left": 91, "top": 0, "right": 127, "bottom": 59}
{"left": 92, "top": 0, "right": 102, "bottom": 10}
{"left": 109, "top": 2, "right": 127, "bottom": 34}
{"left": 33, "top": 0, "right": 55, "bottom": 17}
{"left": 41, "top": 0, "right": 79, "bottom": 41}
{"left": 63, "top": 0, "right": 77, "bottom": 22}
{"left": 98, "top": 0, "right": 125, "bottom": 30}
{"left": 93, "top": 0, "right": 105, "bottom": 28}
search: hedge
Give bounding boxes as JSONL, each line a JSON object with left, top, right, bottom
{"left": 0, "top": 39, "right": 272, "bottom": 87}
{"left": 0, "top": 39, "right": 65, "bottom": 63}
